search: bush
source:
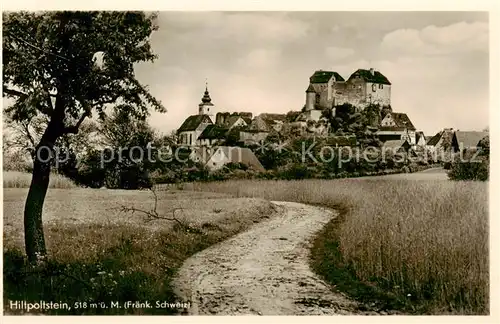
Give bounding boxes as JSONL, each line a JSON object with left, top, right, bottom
{"left": 448, "top": 159, "right": 489, "bottom": 181}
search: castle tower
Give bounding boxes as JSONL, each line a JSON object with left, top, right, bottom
{"left": 305, "top": 84, "right": 316, "bottom": 111}
{"left": 198, "top": 81, "right": 215, "bottom": 123}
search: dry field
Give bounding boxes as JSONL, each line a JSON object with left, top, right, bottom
{"left": 3, "top": 171, "right": 77, "bottom": 189}
{"left": 193, "top": 177, "right": 489, "bottom": 314}
{"left": 3, "top": 174, "right": 279, "bottom": 315}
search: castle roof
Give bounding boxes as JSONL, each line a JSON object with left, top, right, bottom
{"left": 306, "top": 84, "right": 316, "bottom": 92}
{"left": 348, "top": 69, "right": 391, "bottom": 85}
{"left": 178, "top": 114, "right": 213, "bottom": 132}
{"left": 309, "top": 70, "right": 345, "bottom": 83}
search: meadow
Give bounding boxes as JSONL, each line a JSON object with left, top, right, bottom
{"left": 3, "top": 171, "right": 76, "bottom": 189}
{"left": 3, "top": 172, "right": 280, "bottom": 315}
{"left": 2, "top": 170, "right": 489, "bottom": 315}
{"left": 192, "top": 176, "right": 489, "bottom": 314}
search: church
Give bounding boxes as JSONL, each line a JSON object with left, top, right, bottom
{"left": 177, "top": 83, "right": 216, "bottom": 146}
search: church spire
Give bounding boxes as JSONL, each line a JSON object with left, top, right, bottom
{"left": 201, "top": 79, "right": 212, "bottom": 104}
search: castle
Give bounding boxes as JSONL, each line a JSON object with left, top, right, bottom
{"left": 301, "top": 68, "right": 391, "bottom": 121}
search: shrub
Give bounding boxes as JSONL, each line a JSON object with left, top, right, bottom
{"left": 448, "top": 159, "right": 489, "bottom": 181}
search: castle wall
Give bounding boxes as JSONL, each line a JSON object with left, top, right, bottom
{"left": 334, "top": 80, "right": 391, "bottom": 109}
{"left": 335, "top": 79, "right": 367, "bottom": 108}
{"left": 312, "top": 83, "right": 334, "bottom": 109}
{"left": 365, "top": 82, "right": 391, "bottom": 107}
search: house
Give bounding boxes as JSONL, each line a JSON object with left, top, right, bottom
{"left": 258, "top": 113, "right": 287, "bottom": 132}
{"left": 239, "top": 116, "right": 271, "bottom": 145}
{"left": 223, "top": 115, "right": 248, "bottom": 130}
{"left": 197, "top": 124, "right": 228, "bottom": 147}
{"left": 377, "top": 112, "right": 417, "bottom": 144}
{"left": 382, "top": 139, "right": 412, "bottom": 154}
{"left": 414, "top": 131, "right": 426, "bottom": 147}
{"left": 177, "top": 114, "right": 213, "bottom": 146}
{"left": 239, "top": 114, "right": 287, "bottom": 145}
{"left": 451, "top": 131, "right": 489, "bottom": 153}
{"left": 216, "top": 112, "right": 252, "bottom": 128}
{"left": 190, "top": 146, "right": 265, "bottom": 172}
{"left": 426, "top": 128, "right": 455, "bottom": 153}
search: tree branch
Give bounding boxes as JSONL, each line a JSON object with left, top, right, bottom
{"left": 3, "top": 86, "right": 54, "bottom": 116}
{"left": 22, "top": 121, "right": 37, "bottom": 149}
{"left": 3, "top": 86, "right": 26, "bottom": 98}
{"left": 114, "top": 187, "right": 203, "bottom": 234}
{"left": 63, "top": 111, "right": 90, "bottom": 134}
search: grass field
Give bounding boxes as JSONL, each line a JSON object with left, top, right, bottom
{"left": 3, "top": 171, "right": 77, "bottom": 189}
{"left": 192, "top": 177, "right": 489, "bottom": 314}
{"left": 3, "top": 185, "right": 280, "bottom": 315}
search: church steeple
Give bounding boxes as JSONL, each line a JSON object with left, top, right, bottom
{"left": 201, "top": 80, "right": 212, "bottom": 104}
{"left": 198, "top": 79, "right": 215, "bottom": 122}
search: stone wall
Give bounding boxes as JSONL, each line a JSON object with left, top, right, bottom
{"left": 365, "top": 82, "right": 391, "bottom": 106}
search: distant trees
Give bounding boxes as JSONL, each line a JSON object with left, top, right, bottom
{"left": 320, "top": 103, "right": 382, "bottom": 148}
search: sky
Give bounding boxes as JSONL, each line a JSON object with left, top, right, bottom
{"left": 134, "top": 11, "right": 489, "bottom": 137}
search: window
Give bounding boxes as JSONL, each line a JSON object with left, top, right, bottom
{"left": 379, "top": 84, "right": 383, "bottom": 89}
{"left": 189, "top": 134, "right": 192, "bottom": 145}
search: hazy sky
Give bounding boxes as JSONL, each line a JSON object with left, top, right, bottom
{"left": 134, "top": 11, "right": 489, "bottom": 136}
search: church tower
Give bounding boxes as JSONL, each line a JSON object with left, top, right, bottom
{"left": 198, "top": 81, "right": 215, "bottom": 123}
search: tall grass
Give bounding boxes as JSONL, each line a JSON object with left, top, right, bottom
{"left": 193, "top": 179, "right": 489, "bottom": 314}
{"left": 3, "top": 171, "right": 76, "bottom": 189}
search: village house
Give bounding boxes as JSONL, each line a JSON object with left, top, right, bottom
{"left": 414, "top": 131, "right": 427, "bottom": 148}
{"left": 382, "top": 139, "right": 412, "bottom": 155}
{"left": 196, "top": 124, "right": 228, "bottom": 147}
{"left": 377, "top": 112, "right": 417, "bottom": 144}
{"left": 215, "top": 112, "right": 252, "bottom": 129}
{"left": 190, "top": 146, "right": 265, "bottom": 172}
{"left": 451, "top": 131, "right": 489, "bottom": 153}
{"left": 426, "top": 128, "right": 455, "bottom": 154}
{"left": 238, "top": 113, "right": 287, "bottom": 145}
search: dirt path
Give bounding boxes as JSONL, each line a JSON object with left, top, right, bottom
{"left": 172, "top": 201, "right": 365, "bottom": 315}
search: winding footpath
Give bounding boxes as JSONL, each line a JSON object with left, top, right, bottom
{"left": 173, "top": 201, "right": 367, "bottom": 315}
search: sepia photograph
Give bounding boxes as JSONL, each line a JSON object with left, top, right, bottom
{"left": 1, "top": 8, "right": 493, "bottom": 318}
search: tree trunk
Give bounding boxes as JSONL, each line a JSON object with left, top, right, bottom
{"left": 24, "top": 124, "right": 60, "bottom": 263}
